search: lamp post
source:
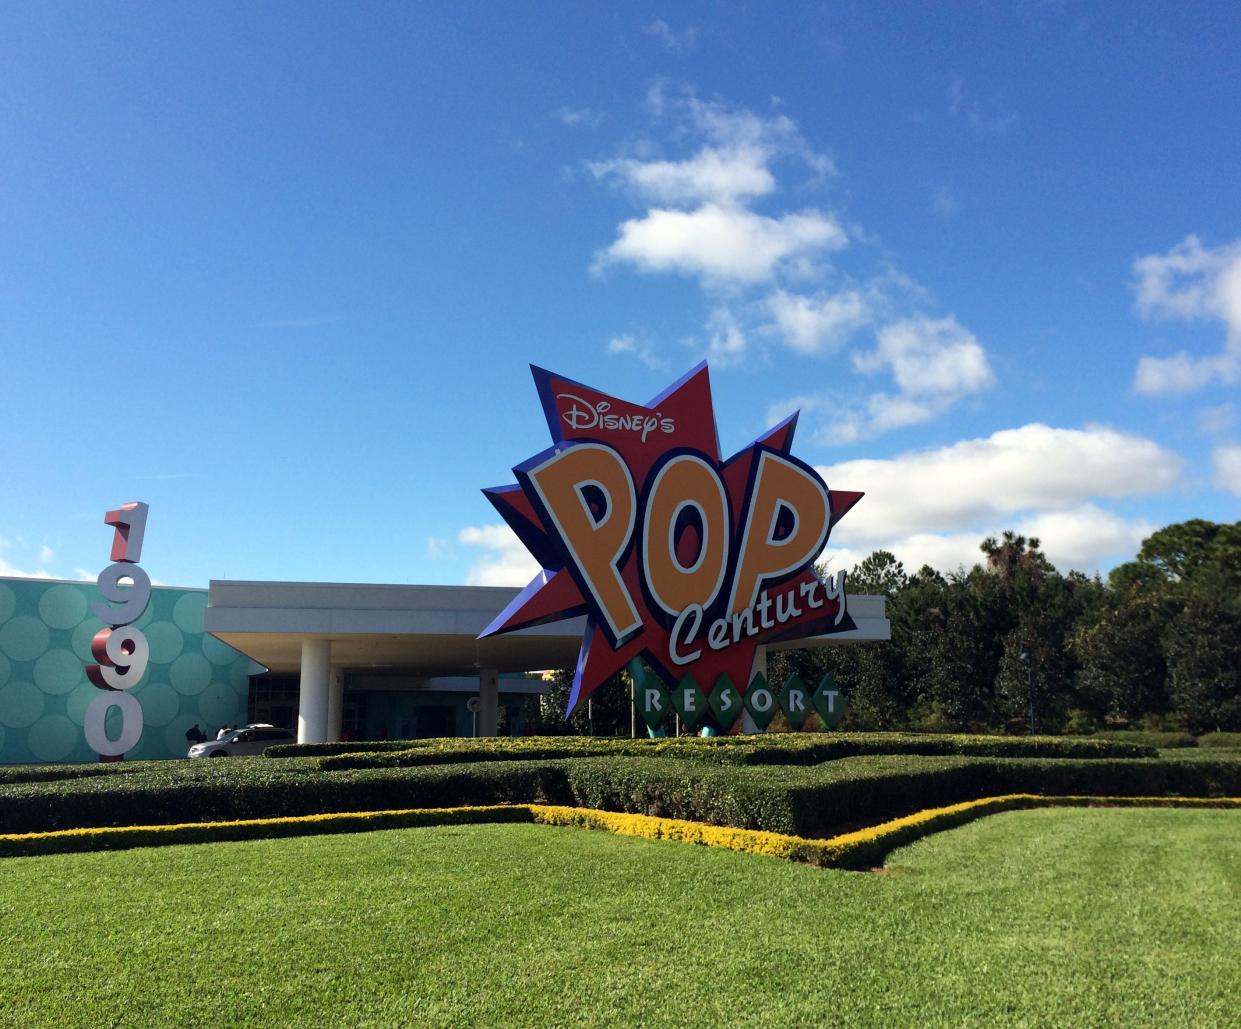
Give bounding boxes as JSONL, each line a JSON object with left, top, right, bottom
{"left": 1019, "top": 651, "right": 1035, "bottom": 734}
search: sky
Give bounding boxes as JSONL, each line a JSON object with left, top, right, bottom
{"left": 2, "top": 1, "right": 1239, "bottom": 590}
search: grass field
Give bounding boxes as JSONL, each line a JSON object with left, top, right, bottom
{"left": 2, "top": 807, "right": 1238, "bottom": 1027}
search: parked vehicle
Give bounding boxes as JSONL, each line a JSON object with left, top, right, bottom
{"left": 187, "top": 724, "right": 294, "bottom": 758}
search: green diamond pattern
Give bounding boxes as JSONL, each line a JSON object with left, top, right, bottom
{"left": 635, "top": 675, "right": 670, "bottom": 732}
{"left": 668, "top": 673, "right": 708, "bottom": 730}
{"left": 743, "top": 671, "right": 777, "bottom": 730}
{"left": 778, "top": 672, "right": 812, "bottom": 730}
{"left": 812, "top": 674, "right": 847, "bottom": 729}
{"left": 707, "top": 673, "right": 744, "bottom": 731}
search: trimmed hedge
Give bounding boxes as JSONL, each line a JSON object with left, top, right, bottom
{"left": 272, "top": 732, "right": 1156, "bottom": 771}
{"left": 0, "top": 761, "right": 154, "bottom": 786}
{"left": 263, "top": 740, "right": 425, "bottom": 758}
{"left": 557, "top": 754, "right": 1241, "bottom": 838}
{"left": 1093, "top": 730, "right": 1198, "bottom": 749}
{"left": 4, "top": 795, "right": 1238, "bottom": 866}
{"left": 3, "top": 750, "right": 1239, "bottom": 839}
{"left": 1198, "top": 732, "right": 1241, "bottom": 749}
{"left": 0, "top": 805, "right": 534, "bottom": 858}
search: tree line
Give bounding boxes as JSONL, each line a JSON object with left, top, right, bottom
{"left": 537, "top": 519, "right": 1240, "bottom": 736}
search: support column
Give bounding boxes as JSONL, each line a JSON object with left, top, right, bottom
{"left": 327, "top": 666, "right": 345, "bottom": 742}
{"left": 479, "top": 668, "right": 499, "bottom": 737}
{"left": 742, "top": 644, "right": 767, "bottom": 734}
{"left": 297, "top": 638, "right": 331, "bottom": 744}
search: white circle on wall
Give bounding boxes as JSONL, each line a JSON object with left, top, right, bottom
{"left": 133, "top": 600, "right": 155, "bottom": 629}
{"left": 136, "top": 682, "right": 180, "bottom": 726}
{"left": 37, "top": 585, "right": 89, "bottom": 630}
{"left": 170, "top": 653, "right": 212, "bottom": 695}
{"left": 33, "top": 649, "right": 84, "bottom": 695}
{"left": 0, "top": 616, "right": 51, "bottom": 662}
{"left": 230, "top": 657, "right": 257, "bottom": 690}
{"left": 197, "top": 684, "right": 242, "bottom": 727}
{"left": 0, "top": 680, "right": 45, "bottom": 728}
{"left": 201, "top": 632, "right": 237, "bottom": 666}
{"left": 0, "top": 584, "right": 15, "bottom": 624}
{"left": 65, "top": 683, "right": 98, "bottom": 726}
{"left": 27, "top": 714, "right": 78, "bottom": 762}
{"left": 71, "top": 618, "right": 105, "bottom": 662}
{"left": 145, "top": 621, "right": 185, "bottom": 664}
{"left": 172, "top": 592, "right": 208, "bottom": 635}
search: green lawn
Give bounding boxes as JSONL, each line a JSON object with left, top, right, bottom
{"left": 1, "top": 808, "right": 1238, "bottom": 1027}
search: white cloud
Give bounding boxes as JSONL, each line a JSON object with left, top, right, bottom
{"left": 1132, "top": 235, "right": 1241, "bottom": 395}
{"left": 38, "top": 544, "right": 54, "bottom": 564}
{"left": 591, "top": 146, "right": 775, "bottom": 205}
{"left": 765, "top": 288, "right": 870, "bottom": 355}
{"left": 790, "top": 315, "right": 994, "bottom": 442}
{"left": 426, "top": 536, "right": 449, "bottom": 560}
{"left": 596, "top": 203, "right": 845, "bottom": 285}
{"left": 554, "top": 106, "right": 606, "bottom": 129}
{"left": 816, "top": 423, "right": 1182, "bottom": 542}
{"left": 704, "top": 306, "right": 747, "bottom": 365}
{"left": 0, "top": 537, "right": 54, "bottom": 579}
{"left": 645, "top": 19, "right": 697, "bottom": 53}
{"left": 822, "top": 505, "right": 1153, "bottom": 577}
{"left": 856, "top": 316, "right": 994, "bottom": 399}
{"left": 1134, "top": 351, "right": 1236, "bottom": 395}
{"left": 859, "top": 393, "right": 939, "bottom": 433}
{"left": 1198, "top": 403, "right": 1236, "bottom": 436}
{"left": 1214, "top": 444, "right": 1241, "bottom": 499}
{"left": 458, "top": 525, "right": 541, "bottom": 587}
{"left": 590, "top": 91, "right": 840, "bottom": 289}
{"left": 0, "top": 559, "right": 54, "bottom": 579}
{"left": 606, "top": 333, "right": 666, "bottom": 369}
{"left": 1018, "top": 506, "right": 1155, "bottom": 572}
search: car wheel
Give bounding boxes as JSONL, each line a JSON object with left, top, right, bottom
{"left": 209, "top": 750, "right": 227, "bottom": 757}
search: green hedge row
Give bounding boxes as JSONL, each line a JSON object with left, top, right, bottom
{"left": 3, "top": 751, "right": 1237, "bottom": 839}
{"left": 1198, "top": 732, "right": 1241, "bottom": 748}
{"left": 263, "top": 740, "right": 424, "bottom": 758}
{"left": 0, "top": 762, "right": 148, "bottom": 786}
{"left": 270, "top": 732, "right": 1155, "bottom": 770}
{"left": 1092, "top": 730, "right": 1199, "bottom": 749}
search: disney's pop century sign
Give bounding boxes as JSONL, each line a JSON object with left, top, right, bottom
{"left": 478, "top": 363, "right": 862, "bottom": 724}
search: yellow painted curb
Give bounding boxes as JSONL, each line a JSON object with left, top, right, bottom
{"left": 2, "top": 795, "right": 1238, "bottom": 866}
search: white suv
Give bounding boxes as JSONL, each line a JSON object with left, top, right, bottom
{"left": 188, "top": 725, "right": 295, "bottom": 758}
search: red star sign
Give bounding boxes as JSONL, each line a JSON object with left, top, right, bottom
{"left": 478, "top": 363, "right": 862, "bottom": 717}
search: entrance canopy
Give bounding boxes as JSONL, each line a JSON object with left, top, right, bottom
{"left": 205, "top": 579, "right": 890, "bottom": 675}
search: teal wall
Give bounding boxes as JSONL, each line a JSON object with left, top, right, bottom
{"left": 0, "top": 577, "right": 260, "bottom": 764}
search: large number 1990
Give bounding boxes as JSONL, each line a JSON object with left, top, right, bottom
{"left": 84, "top": 502, "right": 151, "bottom": 759}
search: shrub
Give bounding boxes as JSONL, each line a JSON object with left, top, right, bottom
{"left": 1093, "top": 730, "right": 1197, "bottom": 749}
{"left": 0, "top": 759, "right": 575, "bottom": 835}
{"left": 298, "top": 732, "right": 1155, "bottom": 771}
{"left": 1198, "top": 732, "right": 1241, "bottom": 748}
{"left": 3, "top": 750, "right": 1235, "bottom": 839}
{"left": 263, "top": 740, "right": 424, "bottom": 758}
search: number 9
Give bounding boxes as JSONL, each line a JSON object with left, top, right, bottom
{"left": 91, "top": 562, "right": 152, "bottom": 626}
{"left": 86, "top": 626, "right": 150, "bottom": 690}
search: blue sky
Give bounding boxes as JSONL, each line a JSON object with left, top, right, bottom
{"left": 2, "top": 2, "right": 1239, "bottom": 588}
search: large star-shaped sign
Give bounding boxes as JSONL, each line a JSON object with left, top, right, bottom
{"left": 478, "top": 363, "right": 862, "bottom": 718}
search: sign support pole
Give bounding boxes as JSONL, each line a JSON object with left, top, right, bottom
{"left": 742, "top": 645, "right": 767, "bottom": 734}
